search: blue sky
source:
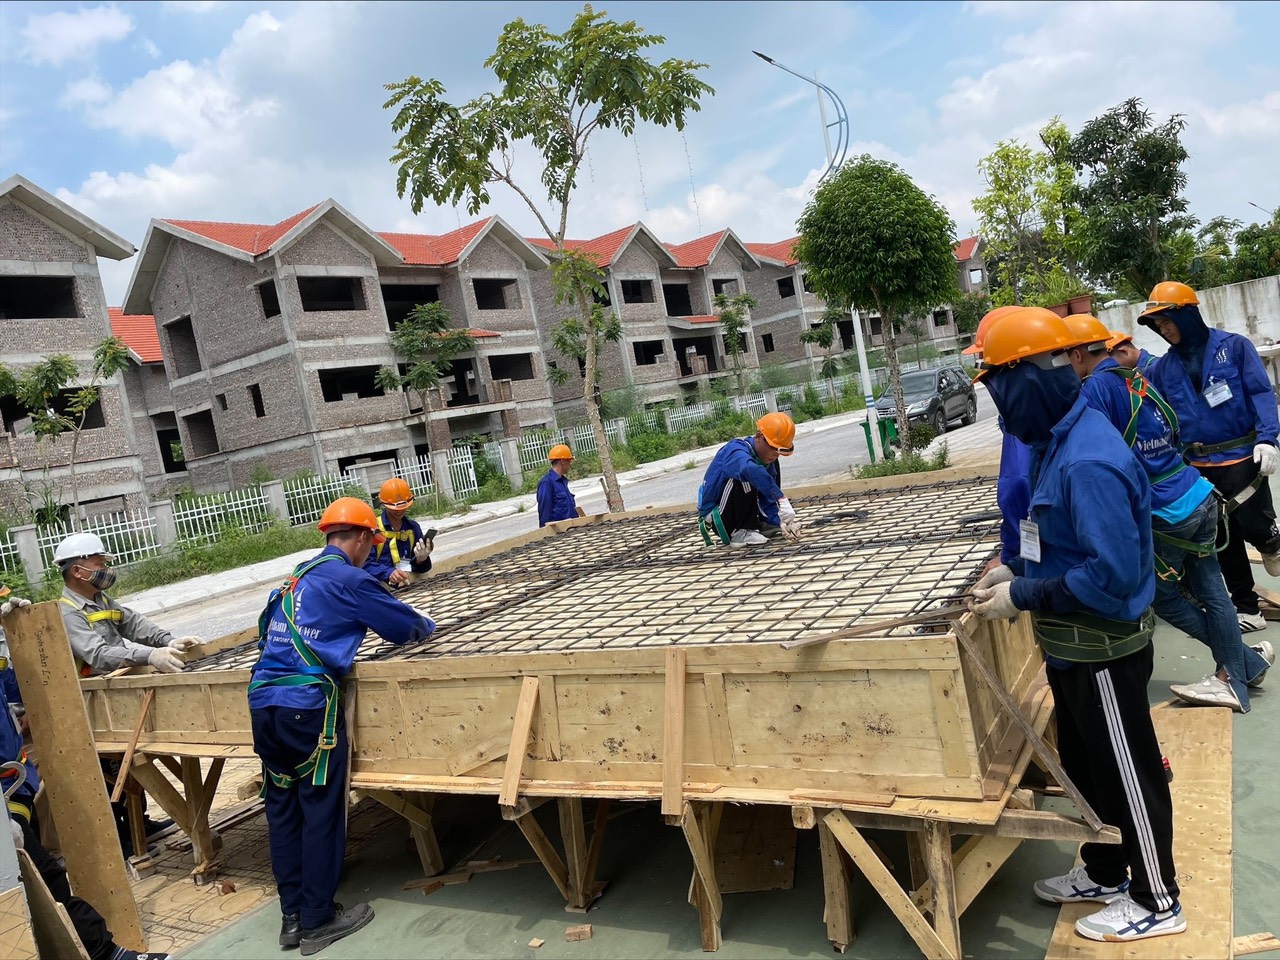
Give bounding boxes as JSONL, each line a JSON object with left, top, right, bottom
{"left": 1, "top": 0, "right": 1277, "bottom": 304}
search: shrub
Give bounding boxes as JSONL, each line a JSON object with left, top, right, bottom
{"left": 906, "top": 422, "right": 938, "bottom": 450}
{"left": 855, "top": 442, "right": 950, "bottom": 479}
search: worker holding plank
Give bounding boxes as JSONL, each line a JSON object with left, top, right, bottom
{"left": 697, "top": 411, "right": 802, "bottom": 546}
{"left": 248, "top": 497, "right": 436, "bottom": 956}
{"left": 1139, "top": 281, "right": 1280, "bottom": 635}
{"left": 363, "top": 477, "right": 434, "bottom": 588}
{"left": 969, "top": 307, "right": 1185, "bottom": 944}
{"left": 1064, "top": 313, "right": 1273, "bottom": 713}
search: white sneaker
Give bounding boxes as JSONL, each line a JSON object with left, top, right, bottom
{"left": 1249, "top": 639, "right": 1275, "bottom": 688}
{"left": 1169, "top": 674, "right": 1244, "bottom": 713}
{"left": 1075, "top": 895, "right": 1186, "bottom": 942}
{"left": 1263, "top": 552, "right": 1280, "bottom": 577}
{"left": 1239, "top": 611, "right": 1267, "bottom": 633}
{"left": 1033, "top": 864, "right": 1129, "bottom": 904}
{"left": 728, "top": 529, "right": 768, "bottom": 547}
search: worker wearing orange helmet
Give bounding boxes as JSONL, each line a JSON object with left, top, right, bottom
{"left": 248, "top": 497, "right": 435, "bottom": 955}
{"left": 536, "top": 443, "right": 583, "bottom": 527}
{"left": 364, "top": 477, "right": 433, "bottom": 588}
{"left": 698, "top": 411, "right": 801, "bottom": 546}
{"left": 1139, "top": 281, "right": 1280, "bottom": 634}
{"left": 1105, "top": 330, "right": 1159, "bottom": 374}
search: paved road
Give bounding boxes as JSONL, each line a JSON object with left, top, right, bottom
{"left": 149, "top": 390, "right": 999, "bottom": 641}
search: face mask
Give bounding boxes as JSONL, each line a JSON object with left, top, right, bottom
{"left": 79, "top": 566, "right": 117, "bottom": 591}
{"left": 983, "top": 362, "right": 1080, "bottom": 446}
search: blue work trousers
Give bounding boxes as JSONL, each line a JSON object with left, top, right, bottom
{"left": 1152, "top": 494, "right": 1270, "bottom": 711}
{"left": 251, "top": 706, "right": 349, "bottom": 929}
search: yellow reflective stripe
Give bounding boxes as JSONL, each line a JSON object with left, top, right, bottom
{"left": 377, "top": 517, "right": 414, "bottom": 565}
{"left": 7, "top": 800, "right": 31, "bottom": 823}
{"left": 58, "top": 597, "right": 123, "bottom": 623}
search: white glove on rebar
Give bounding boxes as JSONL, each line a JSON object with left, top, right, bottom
{"left": 971, "top": 582, "right": 1019, "bottom": 620}
{"left": 776, "top": 498, "right": 802, "bottom": 542}
{"left": 0, "top": 597, "right": 31, "bottom": 617}
{"left": 148, "top": 647, "right": 185, "bottom": 674}
{"left": 413, "top": 538, "right": 432, "bottom": 563}
{"left": 9, "top": 819, "right": 22, "bottom": 850}
{"left": 974, "top": 564, "right": 1014, "bottom": 591}
{"left": 168, "top": 636, "right": 203, "bottom": 651}
{"left": 1254, "top": 443, "right": 1278, "bottom": 477}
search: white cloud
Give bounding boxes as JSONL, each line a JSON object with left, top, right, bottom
{"left": 161, "top": 0, "right": 224, "bottom": 12}
{"left": 60, "top": 76, "right": 112, "bottom": 109}
{"left": 20, "top": 5, "right": 133, "bottom": 67}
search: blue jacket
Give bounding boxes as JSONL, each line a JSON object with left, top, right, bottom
{"left": 1080, "top": 357, "right": 1205, "bottom": 512}
{"left": 248, "top": 546, "right": 435, "bottom": 711}
{"left": 364, "top": 510, "right": 432, "bottom": 583}
{"left": 1150, "top": 326, "right": 1278, "bottom": 464}
{"left": 1, "top": 704, "right": 37, "bottom": 804}
{"left": 1137, "top": 349, "right": 1159, "bottom": 373}
{"left": 1009, "top": 396, "right": 1154, "bottom": 622}
{"left": 698, "top": 436, "right": 783, "bottom": 526}
{"left": 536, "top": 470, "right": 577, "bottom": 527}
{"left": 997, "top": 422, "right": 1031, "bottom": 565}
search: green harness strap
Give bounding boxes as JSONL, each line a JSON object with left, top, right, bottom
{"left": 1031, "top": 608, "right": 1155, "bottom": 663}
{"left": 248, "top": 554, "right": 345, "bottom": 791}
{"left": 698, "top": 508, "right": 730, "bottom": 546}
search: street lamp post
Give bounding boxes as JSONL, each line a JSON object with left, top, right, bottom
{"left": 753, "top": 52, "right": 881, "bottom": 462}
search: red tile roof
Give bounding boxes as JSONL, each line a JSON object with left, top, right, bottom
{"left": 953, "top": 236, "right": 980, "bottom": 262}
{"left": 666, "top": 231, "right": 727, "bottom": 268}
{"left": 378, "top": 219, "right": 497, "bottom": 266}
{"left": 684, "top": 315, "right": 721, "bottom": 324}
{"left": 525, "top": 224, "right": 637, "bottom": 267}
{"left": 164, "top": 206, "right": 320, "bottom": 255}
{"left": 745, "top": 238, "right": 798, "bottom": 266}
{"left": 467, "top": 329, "right": 501, "bottom": 338}
{"left": 108, "top": 307, "right": 162, "bottom": 363}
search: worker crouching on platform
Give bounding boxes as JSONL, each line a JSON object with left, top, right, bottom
{"left": 363, "top": 478, "right": 433, "bottom": 588}
{"left": 698, "top": 412, "right": 802, "bottom": 546}
{"left": 969, "top": 307, "right": 1184, "bottom": 943}
{"left": 248, "top": 497, "right": 436, "bottom": 956}
{"left": 536, "top": 444, "right": 583, "bottom": 527}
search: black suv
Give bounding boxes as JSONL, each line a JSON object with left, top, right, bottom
{"left": 873, "top": 365, "right": 977, "bottom": 434}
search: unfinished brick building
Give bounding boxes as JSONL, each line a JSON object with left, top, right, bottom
{"left": 0, "top": 175, "right": 150, "bottom": 520}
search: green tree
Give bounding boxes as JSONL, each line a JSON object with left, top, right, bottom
{"left": 384, "top": 5, "right": 713, "bottom": 511}
{"left": 951, "top": 291, "right": 991, "bottom": 339}
{"left": 1061, "top": 97, "right": 1195, "bottom": 296}
{"left": 546, "top": 281, "right": 623, "bottom": 411}
{"left": 1230, "top": 210, "right": 1280, "bottom": 282}
{"left": 800, "top": 304, "right": 846, "bottom": 407}
{"left": 795, "top": 155, "right": 958, "bottom": 453}
{"left": 376, "top": 301, "right": 477, "bottom": 441}
{"left": 0, "top": 337, "right": 130, "bottom": 529}
{"left": 713, "top": 291, "right": 757, "bottom": 395}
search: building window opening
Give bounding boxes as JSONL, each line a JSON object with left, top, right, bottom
{"left": 182, "top": 410, "right": 220, "bottom": 458}
{"left": 165, "top": 315, "right": 203, "bottom": 378}
{"left": 776, "top": 276, "right": 796, "bottom": 299}
{"left": 298, "top": 277, "right": 366, "bottom": 312}
{"left": 633, "top": 340, "right": 665, "bottom": 366}
{"left": 318, "top": 365, "right": 386, "bottom": 402}
{"left": 472, "top": 278, "right": 520, "bottom": 311}
{"left": 381, "top": 283, "right": 440, "bottom": 328}
{"left": 620, "top": 279, "right": 655, "bottom": 304}
{"left": 0, "top": 276, "right": 80, "bottom": 320}
{"left": 761, "top": 333, "right": 775, "bottom": 353}
{"left": 662, "top": 283, "right": 694, "bottom": 317}
{"left": 712, "top": 278, "right": 738, "bottom": 297}
{"left": 257, "top": 280, "right": 281, "bottom": 318}
{"left": 489, "top": 353, "right": 535, "bottom": 381}
{"left": 215, "top": 393, "right": 228, "bottom": 411}
{"left": 249, "top": 383, "right": 266, "bottom": 418}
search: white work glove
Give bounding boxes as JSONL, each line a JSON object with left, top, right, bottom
{"left": 1254, "top": 443, "right": 1279, "bottom": 477}
{"left": 0, "top": 597, "right": 31, "bottom": 617}
{"left": 9, "top": 819, "right": 22, "bottom": 850}
{"left": 971, "top": 581, "right": 1019, "bottom": 620}
{"left": 168, "top": 636, "right": 203, "bottom": 651}
{"left": 776, "top": 497, "right": 802, "bottom": 542}
{"left": 974, "top": 564, "right": 1015, "bottom": 591}
{"left": 148, "top": 647, "right": 185, "bottom": 674}
{"left": 413, "top": 538, "right": 432, "bottom": 563}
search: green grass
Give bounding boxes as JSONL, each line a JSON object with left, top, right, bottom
{"left": 853, "top": 441, "right": 950, "bottom": 479}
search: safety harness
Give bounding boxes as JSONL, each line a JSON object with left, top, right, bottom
{"left": 2, "top": 759, "right": 31, "bottom": 824}
{"left": 1031, "top": 608, "right": 1156, "bottom": 664}
{"left": 376, "top": 516, "right": 416, "bottom": 566}
{"left": 247, "top": 554, "right": 344, "bottom": 792}
{"left": 57, "top": 597, "right": 123, "bottom": 677}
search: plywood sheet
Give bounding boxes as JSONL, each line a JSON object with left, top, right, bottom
{"left": 713, "top": 804, "right": 797, "bottom": 893}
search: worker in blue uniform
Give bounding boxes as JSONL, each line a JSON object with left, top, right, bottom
{"left": 698, "top": 412, "right": 802, "bottom": 546}
{"left": 363, "top": 478, "right": 433, "bottom": 588}
{"left": 1106, "top": 331, "right": 1159, "bottom": 374}
{"left": 248, "top": 497, "right": 436, "bottom": 957}
{"left": 536, "top": 444, "right": 582, "bottom": 527}
{"left": 970, "top": 307, "right": 1184, "bottom": 945}
{"left": 1139, "top": 281, "right": 1280, "bottom": 634}
{"left": 1065, "top": 314, "right": 1272, "bottom": 713}
{"left": 2, "top": 590, "right": 170, "bottom": 960}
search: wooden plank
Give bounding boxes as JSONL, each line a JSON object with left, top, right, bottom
{"left": 661, "top": 649, "right": 687, "bottom": 817}
{"left": 923, "top": 821, "right": 961, "bottom": 959}
{"left": 703, "top": 672, "right": 733, "bottom": 767}
{"left": 195, "top": 757, "right": 226, "bottom": 825}
{"left": 678, "top": 801, "right": 723, "bottom": 952}
{"left": 181, "top": 757, "right": 216, "bottom": 864}
{"left": 5, "top": 602, "right": 145, "bottom": 951}
{"left": 818, "top": 821, "right": 855, "bottom": 952}
{"left": 536, "top": 675, "right": 562, "bottom": 761}
{"left": 1232, "top": 933, "right": 1280, "bottom": 957}
{"left": 357, "top": 788, "right": 433, "bottom": 830}
{"left": 498, "top": 677, "right": 540, "bottom": 807}
{"left": 781, "top": 605, "right": 969, "bottom": 650}
{"left": 713, "top": 804, "right": 797, "bottom": 893}
{"left": 581, "top": 799, "right": 610, "bottom": 906}
{"left": 1045, "top": 706, "right": 1234, "bottom": 960}
{"left": 17, "top": 849, "right": 91, "bottom": 960}
{"left": 126, "top": 758, "right": 194, "bottom": 836}
{"left": 558, "top": 798, "right": 589, "bottom": 909}
{"left": 109, "top": 689, "right": 155, "bottom": 803}
{"left": 0, "top": 883, "right": 37, "bottom": 960}
{"left": 915, "top": 835, "right": 1022, "bottom": 917}
{"left": 406, "top": 793, "right": 444, "bottom": 878}
{"left": 824, "top": 810, "right": 956, "bottom": 960}
{"left": 445, "top": 731, "right": 511, "bottom": 777}
{"left": 513, "top": 809, "right": 571, "bottom": 902}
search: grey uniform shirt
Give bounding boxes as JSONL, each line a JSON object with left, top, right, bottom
{"left": 58, "top": 587, "right": 174, "bottom": 672}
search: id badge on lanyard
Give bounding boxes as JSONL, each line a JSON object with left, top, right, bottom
{"left": 1203, "top": 378, "right": 1232, "bottom": 408}
{"left": 1020, "top": 519, "right": 1042, "bottom": 563}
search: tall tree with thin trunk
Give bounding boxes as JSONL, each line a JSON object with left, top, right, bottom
{"left": 713, "top": 291, "right": 756, "bottom": 395}
{"left": 795, "top": 156, "right": 958, "bottom": 454}
{"left": 384, "top": 5, "right": 713, "bottom": 511}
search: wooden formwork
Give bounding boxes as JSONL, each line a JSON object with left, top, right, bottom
{"left": 16, "top": 465, "right": 1121, "bottom": 957}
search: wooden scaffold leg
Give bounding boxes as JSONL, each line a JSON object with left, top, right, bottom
{"left": 818, "top": 819, "right": 855, "bottom": 953}
{"left": 358, "top": 789, "right": 445, "bottom": 877}
{"left": 671, "top": 800, "right": 723, "bottom": 952}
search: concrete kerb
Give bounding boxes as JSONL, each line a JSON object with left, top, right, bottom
{"left": 120, "top": 409, "right": 873, "bottom": 618}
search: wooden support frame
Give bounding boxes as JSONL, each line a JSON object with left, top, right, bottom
{"left": 818, "top": 820, "right": 854, "bottom": 953}
{"left": 499, "top": 677, "right": 540, "bottom": 808}
{"left": 673, "top": 800, "right": 723, "bottom": 952}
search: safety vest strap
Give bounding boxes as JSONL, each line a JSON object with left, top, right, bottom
{"left": 1105, "top": 366, "right": 1182, "bottom": 451}
{"left": 6, "top": 799, "right": 31, "bottom": 823}
{"left": 376, "top": 517, "right": 414, "bottom": 566}
{"left": 58, "top": 598, "right": 119, "bottom": 676}
{"left": 1031, "top": 608, "right": 1155, "bottom": 663}
{"left": 698, "top": 508, "right": 730, "bottom": 546}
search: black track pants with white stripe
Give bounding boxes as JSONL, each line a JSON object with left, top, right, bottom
{"left": 1046, "top": 643, "right": 1179, "bottom": 912}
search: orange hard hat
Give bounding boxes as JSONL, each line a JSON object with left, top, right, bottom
{"left": 1139, "top": 281, "right": 1198, "bottom": 319}
{"left": 0, "top": 585, "right": 9, "bottom": 599}
{"left": 1105, "top": 330, "right": 1135, "bottom": 352}
{"left": 756, "top": 411, "right": 795, "bottom": 455}
{"left": 1062, "top": 313, "right": 1111, "bottom": 350}
{"left": 973, "top": 307, "right": 1078, "bottom": 381}
{"left": 548, "top": 444, "right": 573, "bottom": 462}
{"left": 962, "top": 305, "right": 1021, "bottom": 356}
{"left": 317, "top": 497, "right": 385, "bottom": 544}
{"left": 379, "top": 477, "right": 414, "bottom": 510}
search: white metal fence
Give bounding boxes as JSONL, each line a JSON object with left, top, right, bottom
{"left": 283, "top": 474, "right": 356, "bottom": 527}
{"left": 447, "top": 446, "right": 479, "bottom": 498}
{"left": 0, "top": 530, "right": 20, "bottom": 574}
{"left": 390, "top": 454, "right": 434, "bottom": 497}
{"left": 173, "top": 486, "right": 275, "bottom": 543}
{"left": 36, "top": 510, "right": 161, "bottom": 571}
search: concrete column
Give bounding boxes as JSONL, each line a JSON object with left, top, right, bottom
{"left": 609, "top": 417, "right": 628, "bottom": 448}
{"left": 262, "top": 479, "right": 289, "bottom": 523}
{"left": 763, "top": 389, "right": 780, "bottom": 412}
{"left": 430, "top": 450, "right": 455, "bottom": 501}
{"left": 12, "top": 525, "right": 44, "bottom": 583}
{"left": 150, "top": 499, "right": 177, "bottom": 548}
{"left": 663, "top": 409, "right": 678, "bottom": 433}
{"left": 498, "top": 437, "right": 523, "bottom": 488}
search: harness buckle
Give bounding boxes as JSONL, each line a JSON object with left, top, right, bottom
{"left": 318, "top": 733, "right": 338, "bottom": 751}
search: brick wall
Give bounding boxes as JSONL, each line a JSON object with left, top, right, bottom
{"left": 0, "top": 199, "right": 93, "bottom": 263}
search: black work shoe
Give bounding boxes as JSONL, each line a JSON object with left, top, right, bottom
{"left": 279, "top": 914, "right": 302, "bottom": 949}
{"left": 144, "top": 816, "right": 174, "bottom": 838}
{"left": 299, "top": 902, "right": 373, "bottom": 957}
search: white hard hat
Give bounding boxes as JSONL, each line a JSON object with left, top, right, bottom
{"left": 53, "top": 532, "right": 113, "bottom": 565}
